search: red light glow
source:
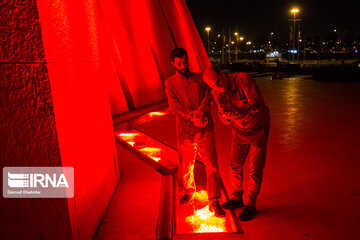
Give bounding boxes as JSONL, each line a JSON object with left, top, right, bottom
{"left": 196, "top": 223, "right": 224, "bottom": 233}
{"left": 139, "top": 147, "right": 162, "bottom": 162}
{"left": 185, "top": 191, "right": 226, "bottom": 233}
{"left": 127, "top": 141, "right": 135, "bottom": 146}
{"left": 118, "top": 133, "right": 139, "bottom": 141}
{"left": 148, "top": 111, "right": 166, "bottom": 117}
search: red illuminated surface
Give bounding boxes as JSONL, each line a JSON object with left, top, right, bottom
{"left": 176, "top": 192, "right": 240, "bottom": 235}
{"left": 116, "top": 130, "right": 177, "bottom": 173}
{"left": 148, "top": 111, "right": 167, "bottom": 117}
{"left": 114, "top": 109, "right": 169, "bottom": 131}
{"left": 3, "top": 0, "right": 235, "bottom": 238}
{"left": 185, "top": 191, "right": 226, "bottom": 233}
{"left": 115, "top": 110, "right": 243, "bottom": 236}
{"left": 139, "top": 147, "right": 162, "bottom": 162}
{"left": 117, "top": 128, "right": 236, "bottom": 234}
{"left": 115, "top": 110, "right": 170, "bottom": 164}
{"left": 36, "top": 1, "right": 120, "bottom": 239}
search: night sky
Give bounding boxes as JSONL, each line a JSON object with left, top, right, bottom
{"left": 186, "top": 0, "right": 360, "bottom": 40}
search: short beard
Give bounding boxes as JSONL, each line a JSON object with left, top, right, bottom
{"left": 176, "top": 68, "right": 189, "bottom": 76}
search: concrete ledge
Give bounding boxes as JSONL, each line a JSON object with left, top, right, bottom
{"left": 156, "top": 174, "right": 174, "bottom": 240}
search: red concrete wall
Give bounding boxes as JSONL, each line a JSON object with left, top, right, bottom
{"left": 1, "top": 0, "right": 208, "bottom": 239}
{"left": 99, "top": 0, "right": 210, "bottom": 115}
{"left": 36, "top": 0, "right": 119, "bottom": 239}
{"left": 0, "top": 1, "right": 72, "bottom": 239}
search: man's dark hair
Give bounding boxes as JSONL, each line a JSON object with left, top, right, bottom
{"left": 170, "top": 48, "right": 187, "bottom": 62}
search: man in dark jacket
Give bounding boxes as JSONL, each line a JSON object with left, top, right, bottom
{"left": 203, "top": 65, "right": 270, "bottom": 221}
{"left": 164, "top": 48, "right": 225, "bottom": 217}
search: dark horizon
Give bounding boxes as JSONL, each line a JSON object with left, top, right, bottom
{"left": 186, "top": 0, "right": 360, "bottom": 41}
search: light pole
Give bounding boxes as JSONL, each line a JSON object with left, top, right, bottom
{"left": 246, "top": 41, "right": 252, "bottom": 54}
{"left": 290, "top": 8, "right": 300, "bottom": 62}
{"left": 297, "top": 25, "right": 301, "bottom": 61}
{"left": 239, "top": 36, "right": 244, "bottom": 57}
{"left": 205, "top": 27, "right": 211, "bottom": 55}
{"left": 222, "top": 28, "right": 225, "bottom": 64}
{"left": 234, "top": 32, "right": 238, "bottom": 62}
{"left": 228, "top": 28, "right": 231, "bottom": 63}
{"left": 303, "top": 38, "right": 306, "bottom": 61}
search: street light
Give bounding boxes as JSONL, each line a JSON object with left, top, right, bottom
{"left": 205, "top": 27, "right": 211, "bottom": 55}
{"left": 290, "top": 8, "right": 300, "bottom": 61}
{"left": 234, "top": 32, "right": 239, "bottom": 61}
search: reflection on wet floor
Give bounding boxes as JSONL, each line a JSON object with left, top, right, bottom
{"left": 280, "top": 77, "right": 305, "bottom": 151}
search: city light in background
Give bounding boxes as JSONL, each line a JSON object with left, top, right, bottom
{"left": 205, "top": 26, "right": 211, "bottom": 55}
{"left": 290, "top": 7, "right": 301, "bottom": 61}
{"left": 194, "top": 5, "right": 359, "bottom": 64}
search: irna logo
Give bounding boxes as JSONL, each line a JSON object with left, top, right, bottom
{"left": 3, "top": 167, "right": 74, "bottom": 198}
{"left": 8, "top": 172, "right": 69, "bottom": 188}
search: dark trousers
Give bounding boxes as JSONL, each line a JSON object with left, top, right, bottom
{"left": 231, "top": 123, "right": 270, "bottom": 207}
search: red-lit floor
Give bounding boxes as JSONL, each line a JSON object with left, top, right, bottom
{"left": 96, "top": 75, "right": 360, "bottom": 240}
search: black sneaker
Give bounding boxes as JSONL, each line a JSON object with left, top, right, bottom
{"left": 180, "top": 194, "right": 192, "bottom": 204}
{"left": 239, "top": 206, "right": 257, "bottom": 221}
{"left": 221, "top": 198, "right": 244, "bottom": 209}
{"left": 209, "top": 200, "right": 226, "bottom": 218}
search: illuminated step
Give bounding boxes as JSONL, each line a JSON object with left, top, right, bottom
{"left": 115, "top": 130, "right": 178, "bottom": 175}
{"left": 114, "top": 107, "right": 244, "bottom": 238}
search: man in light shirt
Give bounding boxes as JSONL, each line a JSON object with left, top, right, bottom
{"left": 203, "top": 65, "right": 270, "bottom": 221}
{"left": 164, "top": 48, "right": 225, "bottom": 217}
